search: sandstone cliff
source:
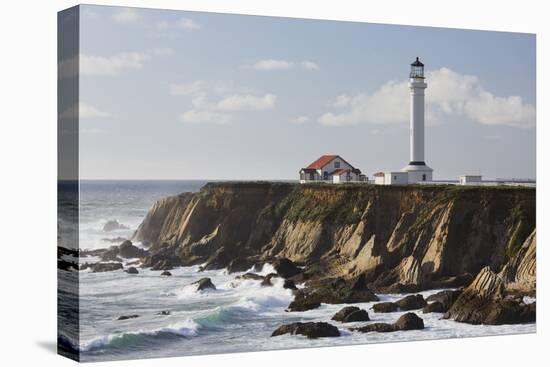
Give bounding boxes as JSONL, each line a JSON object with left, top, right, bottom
{"left": 134, "top": 182, "right": 535, "bottom": 294}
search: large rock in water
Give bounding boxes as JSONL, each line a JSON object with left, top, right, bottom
{"left": 193, "top": 277, "right": 216, "bottom": 291}
{"left": 273, "top": 258, "right": 302, "bottom": 278}
{"left": 227, "top": 257, "right": 256, "bottom": 274}
{"left": 118, "top": 240, "right": 148, "bottom": 259}
{"left": 331, "top": 306, "right": 370, "bottom": 323}
{"left": 125, "top": 266, "right": 139, "bottom": 274}
{"left": 288, "top": 275, "right": 379, "bottom": 312}
{"left": 422, "top": 301, "right": 446, "bottom": 313}
{"left": 395, "top": 294, "right": 427, "bottom": 310}
{"left": 425, "top": 289, "right": 463, "bottom": 310}
{"left": 372, "top": 302, "right": 399, "bottom": 313}
{"left": 271, "top": 322, "right": 340, "bottom": 338}
{"left": 352, "top": 312, "right": 424, "bottom": 333}
{"left": 141, "top": 243, "right": 183, "bottom": 270}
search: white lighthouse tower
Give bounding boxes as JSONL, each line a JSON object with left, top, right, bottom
{"left": 402, "top": 57, "right": 433, "bottom": 183}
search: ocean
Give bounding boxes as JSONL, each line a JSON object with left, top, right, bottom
{"left": 67, "top": 180, "right": 535, "bottom": 362}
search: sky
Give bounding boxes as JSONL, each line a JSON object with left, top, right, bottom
{"left": 72, "top": 5, "right": 536, "bottom": 180}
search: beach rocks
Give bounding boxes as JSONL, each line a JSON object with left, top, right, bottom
{"left": 161, "top": 270, "right": 172, "bottom": 276}
{"left": 237, "top": 272, "right": 265, "bottom": 281}
{"left": 288, "top": 276, "right": 378, "bottom": 312}
{"left": 422, "top": 301, "right": 446, "bottom": 313}
{"left": 395, "top": 294, "right": 427, "bottom": 310}
{"left": 100, "top": 247, "right": 123, "bottom": 262}
{"left": 103, "top": 220, "right": 129, "bottom": 232}
{"left": 331, "top": 306, "right": 370, "bottom": 323}
{"left": 125, "top": 266, "right": 139, "bottom": 274}
{"left": 394, "top": 312, "right": 425, "bottom": 330}
{"left": 141, "top": 243, "right": 183, "bottom": 270}
{"left": 118, "top": 240, "right": 149, "bottom": 258}
{"left": 352, "top": 312, "right": 424, "bottom": 333}
{"left": 273, "top": 258, "right": 302, "bottom": 279}
{"left": 193, "top": 277, "right": 216, "bottom": 291}
{"left": 261, "top": 273, "right": 277, "bottom": 287}
{"left": 371, "top": 294, "right": 426, "bottom": 313}
{"left": 117, "top": 314, "right": 139, "bottom": 321}
{"left": 227, "top": 257, "right": 255, "bottom": 274}
{"left": 271, "top": 322, "right": 340, "bottom": 339}
{"left": 157, "top": 311, "right": 171, "bottom": 316}
{"left": 372, "top": 302, "right": 399, "bottom": 313}
{"left": 424, "top": 289, "right": 463, "bottom": 312}
{"left": 85, "top": 262, "right": 123, "bottom": 273}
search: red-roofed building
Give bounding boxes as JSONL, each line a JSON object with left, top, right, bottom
{"left": 299, "top": 155, "right": 366, "bottom": 183}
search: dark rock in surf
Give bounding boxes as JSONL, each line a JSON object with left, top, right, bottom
{"left": 227, "top": 257, "right": 255, "bottom": 274}
{"left": 271, "top": 322, "right": 340, "bottom": 339}
{"left": 193, "top": 277, "right": 216, "bottom": 291}
{"left": 261, "top": 273, "right": 277, "bottom": 287}
{"left": 331, "top": 306, "right": 370, "bottom": 323}
{"left": 117, "top": 314, "right": 139, "bottom": 321}
{"left": 273, "top": 258, "right": 302, "bottom": 279}
{"left": 426, "top": 289, "right": 463, "bottom": 310}
{"left": 422, "top": 301, "right": 446, "bottom": 313}
{"left": 371, "top": 302, "right": 399, "bottom": 313}
{"left": 395, "top": 294, "right": 427, "bottom": 310}
{"left": 118, "top": 240, "right": 149, "bottom": 259}
{"left": 90, "top": 262, "right": 123, "bottom": 273}
{"left": 283, "top": 279, "right": 298, "bottom": 290}
{"left": 125, "top": 266, "right": 139, "bottom": 274}
{"left": 161, "top": 270, "right": 172, "bottom": 276}
{"left": 394, "top": 312, "right": 425, "bottom": 330}
{"left": 237, "top": 272, "right": 265, "bottom": 281}
{"left": 157, "top": 311, "right": 171, "bottom": 316}
{"left": 288, "top": 276, "right": 378, "bottom": 312}
{"left": 352, "top": 312, "right": 424, "bottom": 333}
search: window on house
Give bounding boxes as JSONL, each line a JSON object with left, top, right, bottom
{"left": 394, "top": 176, "right": 397, "bottom": 180}
{"left": 422, "top": 174, "right": 426, "bottom": 181}
{"left": 334, "top": 161, "right": 340, "bottom": 168}
{"left": 323, "top": 172, "right": 328, "bottom": 180}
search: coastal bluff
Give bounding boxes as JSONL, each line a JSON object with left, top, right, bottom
{"left": 134, "top": 182, "right": 535, "bottom": 295}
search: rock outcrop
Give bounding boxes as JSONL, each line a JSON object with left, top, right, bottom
{"left": 271, "top": 322, "right": 340, "bottom": 338}
{"left": 444, "top": 231, "right": 536, "bottom": 325}
{"left": 331, "top": 306, "right": 370, "bottom": 323}
{"left": 193, "top": 277, "right": 216, "bottom": 291}
{"left": 133, "top": 183, "right": 534, "bottom": 294}
{"left": 352, "top": 312, "right": 424, "bottom": 333}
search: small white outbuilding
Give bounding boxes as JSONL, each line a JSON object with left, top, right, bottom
{"left": 375, "top": 172, "right": 409, "bottom": 185}
{"left": 459, "top": 175, "right": 482, "bottom": 185}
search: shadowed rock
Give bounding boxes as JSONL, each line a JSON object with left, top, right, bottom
{"left": 352, "top": 312, "right": 424, "bottom": 333}
{"left": 117, "top": 314, "right": 139, "bottom": 321}
{"left": 86, "top": 262, "right": 123, "bottom": 273}
{"left": 288, "top": 276, "right": 378, "bottom": 312}
{"left": 422, "top": 301, "right": 446, "bottom": 313}
{"left": 273, "top": 258, "right": 302, "bottom": 278}
{"left": 426, "top": 289, "right": 463, "bottom": 310}
{"left": 372, "top": 302, "right": 399, "bottom": 313}
{"left": 395, "top": 294, "right": 427, "bottom": 310}
{"left": 125, "top": 266, "right": 139, "bottom": 274}
{"left": 161, "top": 270, "right": 172, "bottom": 276}
{"left": 261, "top": 273, "right": 277, "bottom": 287}
{"left": 331, "top": 306, "right": 370, "bottom": 323}
{"left": 237, "top": 272, "right": 265, "bottom": 281}
{"left": 193, "top": 277, "right": 216, "bottom": 291}
{"left": 283, "top": 279, "right": 298, "bottom": 290}
{"left": 271, "top": 322, "right": 340, "bottom": 338}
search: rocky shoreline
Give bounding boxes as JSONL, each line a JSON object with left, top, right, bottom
{"left": 59, "top": 182, "right": 536, "bottom": 337}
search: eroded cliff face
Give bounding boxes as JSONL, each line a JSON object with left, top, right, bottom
{"left": 134, "top": 182, "right": 535, "bottom": 292}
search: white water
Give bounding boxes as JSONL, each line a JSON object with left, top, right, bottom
{"left": 70, "top": 181, "right": 535, "bottom": 362}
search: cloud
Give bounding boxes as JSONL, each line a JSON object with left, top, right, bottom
{"left": 152, "top": 47, "right": 175, "bottom": 56}
{"left": 253, "top": 59, "right": 294, "bottom": 71}
{"left": 170, "top": 81, "right": 204, "bottom": 96}
{"left": 318, "top": 67, "right": 535, "bottom": 129}
{"left": 290, "top": 116, "right": 310, "bottom": 124}
{"left": 179, "top": 110, "right": 231, "bottom": 125}
{"left": 178, "top": 18, "right": 201, "bottom": 30}
{"left": 60, "top": 102, "right": 110, "bottom": 120}
{"left": 217, "top": 94, "right": 276, "bottom": 111}
{"left": 155, "top": 17, "right": 201, "bottom": 31}
{"left": 172, "top": 81, "right": 276, "bottom": 124}
{"left": 112, "top": 8, "right": 143, "bottom": 24}
{"left": 80, "top": 52, "right": 149, "bottom": 76}
{"left": 301, "top": 61, "right": 320, "bottom": 71}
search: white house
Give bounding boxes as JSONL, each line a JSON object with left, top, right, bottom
{"left": 459, "top": 175, "right": 482, "bottom": 185}
{"left": 374, "top": 171, "right": 409, "bottom": 185}
{"left": 299, "top": 155, "right": 364, "bottom": 184}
